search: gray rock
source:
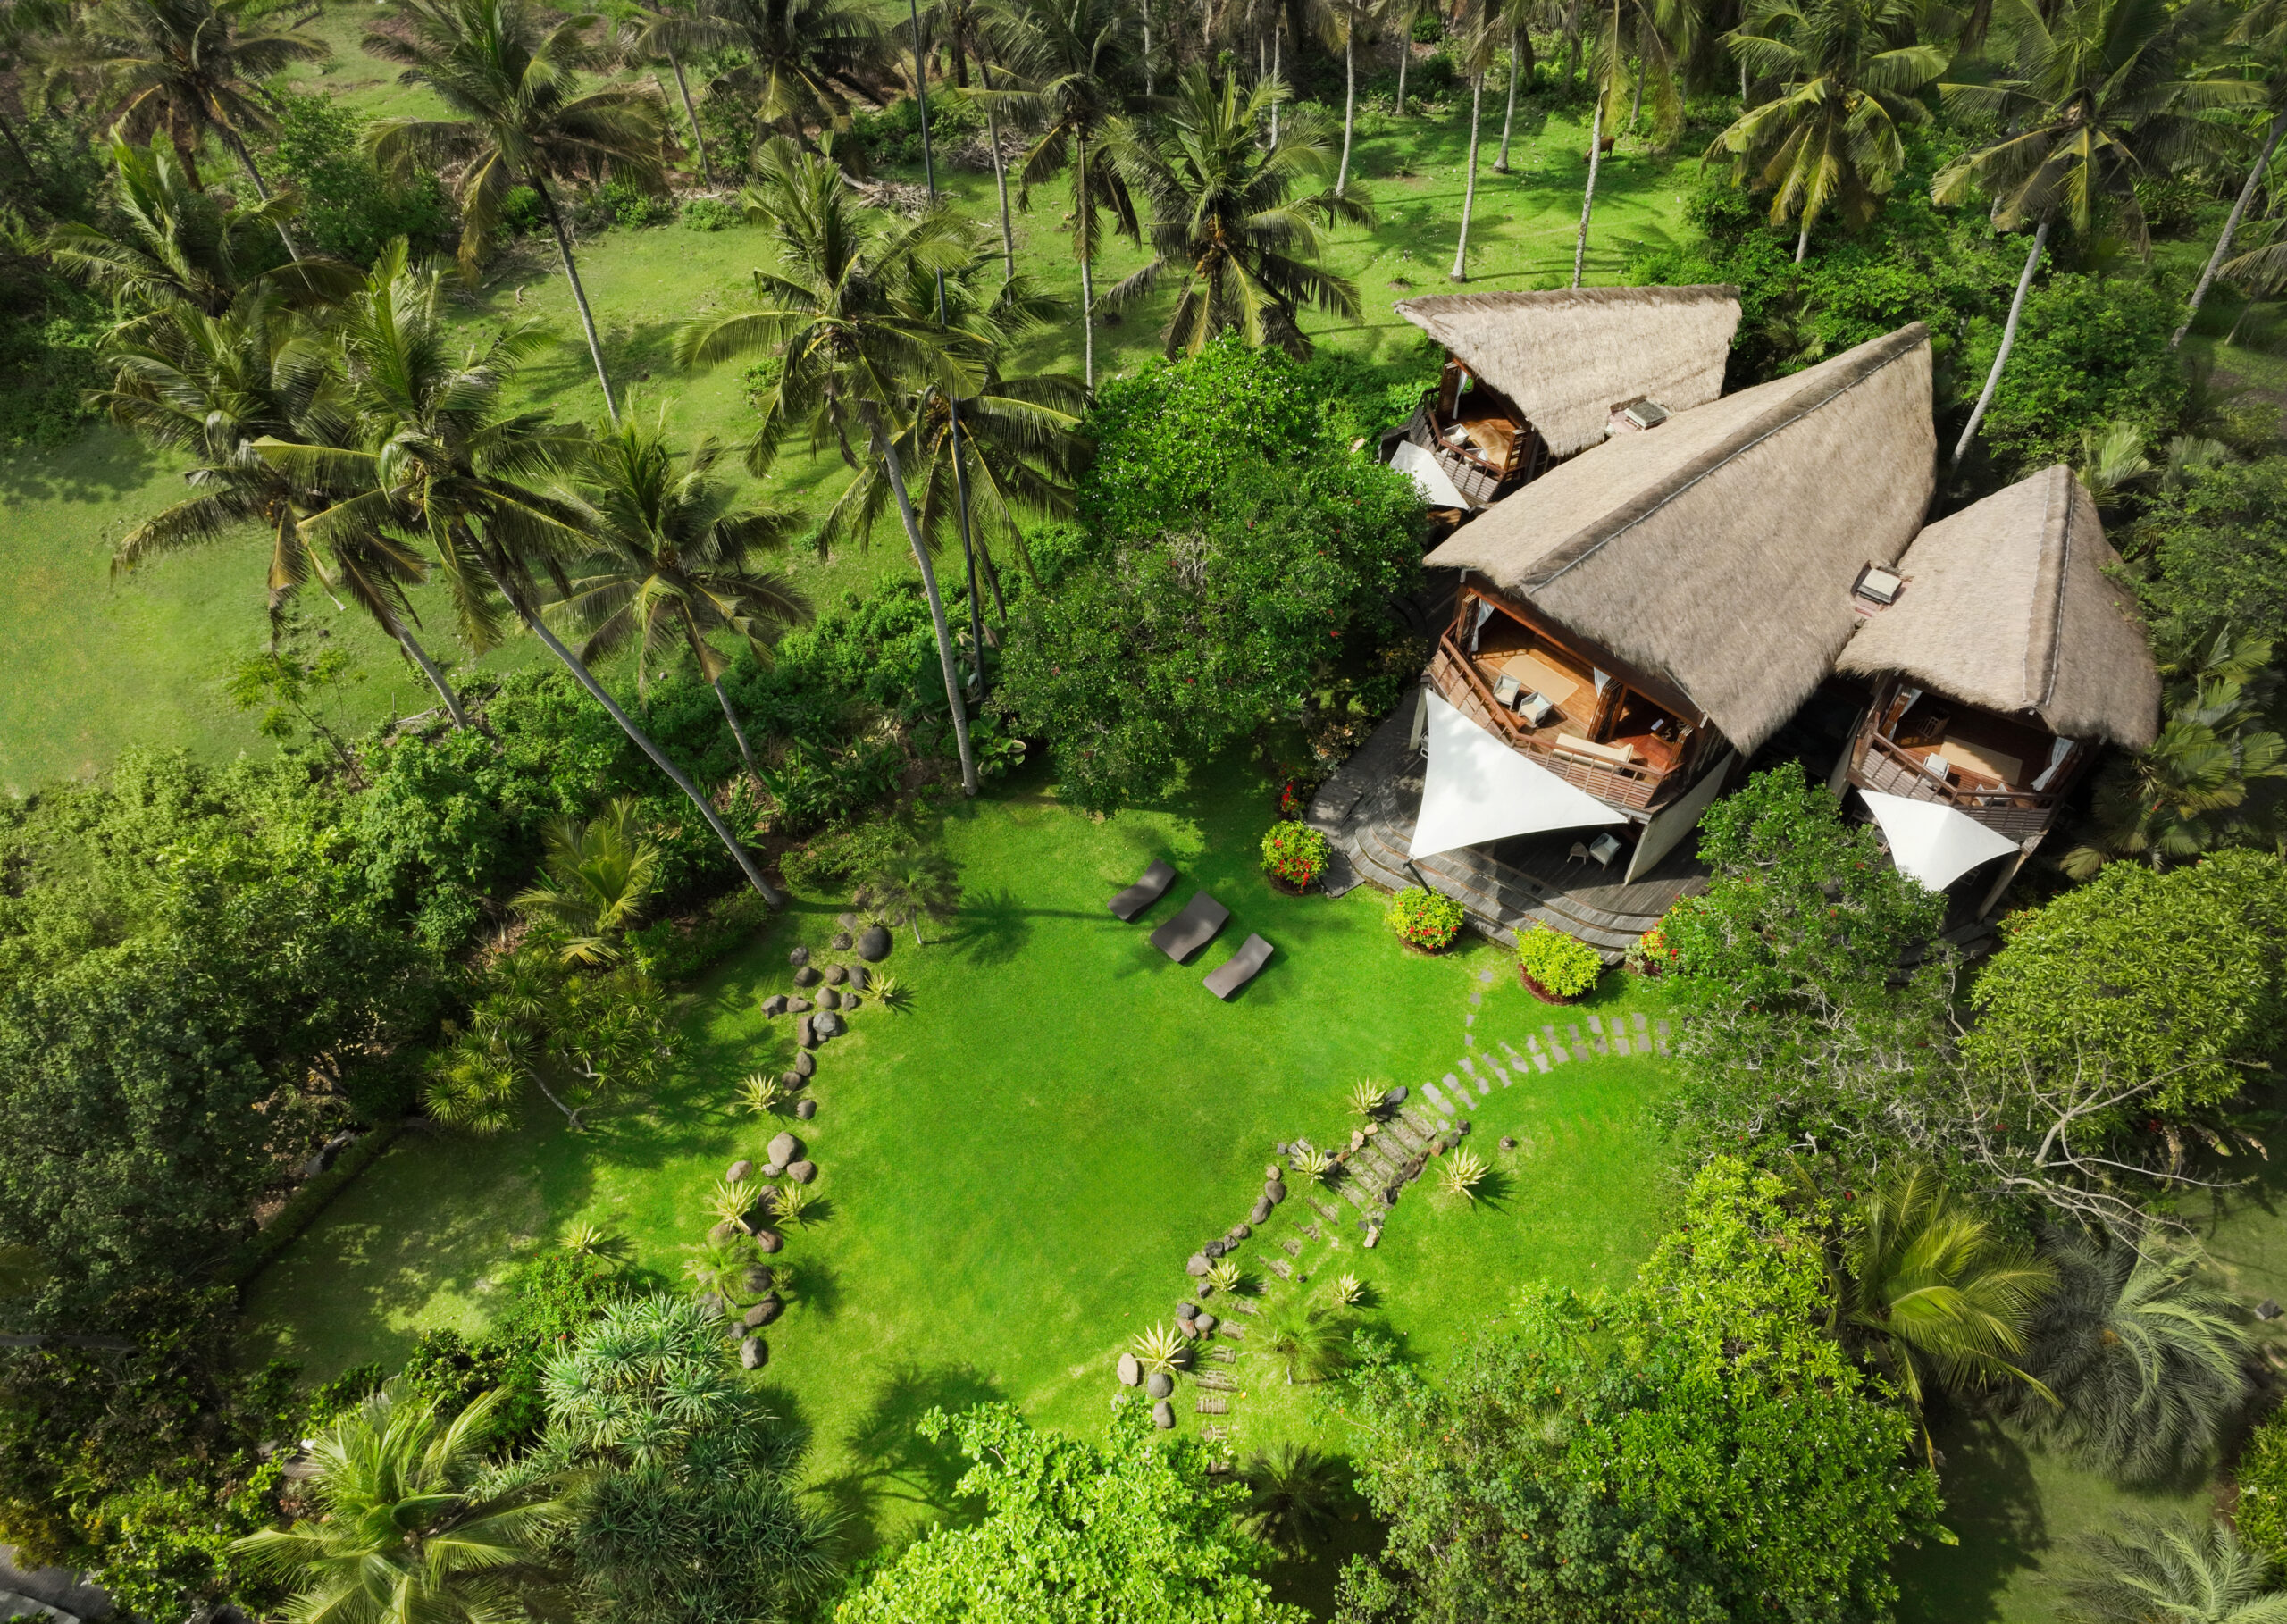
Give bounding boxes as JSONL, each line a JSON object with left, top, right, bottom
{"left": 1385, "top": 1085, "right": 1409, "bottom": 1106}
{"left": 756, "top": 1230, "right": 783, "bottom": 1253}
{"left": 787, "top": 1159, "right": 817, "bottom": 1184}
{"left": 857, "top": 924, "right": 892, "bottom": 962}
{"left": 817, "top": 988, "right": 841, "bottom": 1011}
{"left": 1202, "top": 1239, "right": 1227, "bottom": 1259}
{"left": 824, "top": 963, "right": 849, "bottom": 985}
{"left": 760, "top": 994, "right": 788, "bottom": 1016}
{"left": 789, "top": 946, "right": 810, "bottom": 967}
{"left": 1275, "top": 1142, "right": 1291, "bottom": 1157}
{"left": 709, "top": 1220, "right": 737, "bottom": 1243}
{"left": 793, "top": 965, "right": 821, "bottom": 987}
{"left": 743, "top": 1264, "right": 775, "bottom": 1293}
{"left": 1177, "top": 1302, "right": 1201, "bottom": 1318}
{"left": 792, "top": 1052, "right": 815, "bottom": 1079}
{"left": 832, "top": 931, "right": 854, "bottom": 951}
{"left": 781, "top": 1071, "right": 805, "bottom": 1090}
{"left": 1185, "top": 1253, "right": 1211, "bottom": 1277}
{"left": 1457, "top": 1119, "right": 1472, "bottom": 1135}
{"left": 1177, "top": 1317, "right": 1197, "bottom": 1340}
{"left": 1151, "top": 1400, "right": 1175, "bottom": 1430}
{"left": 740, "top": 1336, "right": 767, "bottom": 1369}
{"left": 727, "top": 1159, "right": 755, "bottom": 1184}
{"left": 818, "top": 1010, "right": 846, "bottom": 1038}
{"left": 787, "top": 996, "right": 812, "bottom": 1014}
{"left": 847, "top": 965, "right": 871, "bottom": 992}
{"left": 794, "top": 1099, "right": 817, "bottom": 1120}
{"left": 2263, "top": 1300, "right": 2284, "bottom": 1322}
{"left": 1194, "top": 1310, "right": 1218, "bottom": 1333}
{"left": 1227, "top": 1223, "right": 1251, "bottom": 1241}
{"left": 1264, "top": 1180, "right": 1287, "bottom": 1205}
{"left": 749, "top": 1295, "right": 783, "bottom": 1327}
{"left": 769, "top": 1132, "right": 800, "bottom": 1164}
{"left": 1250, "top": 1197, "right": 1273, "bottom": 1225}
{"left": 795, "top": 1016, "right": 816, "bottom": 1048}
{"left": 762, "top": 1160, "right": 787, "bottom": 1178}
{"left": 1500, "top": 1135, "right": 1518, "bottom": 1151}
{"left": 842, "top": 994, "right": 862, "bottom": 1012}
{"left": 837, "top": 911, "right": 859, "bottom": 930}
{"left": 1145, "top": 1370, "right": 1174, "bottom": 1399}
{"left": 1264, "top": 1162, "right": 1282, "bottom": 1180}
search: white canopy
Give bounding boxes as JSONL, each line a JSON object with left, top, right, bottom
{"left": 1410, "top": 692, "right": 1626, "bottom": 858}
{"left": 1391, "top": 439, "right": 1471, "bottom": 510}
{"left": 1860, "top": 791, "right": 2023, "bottom": 892}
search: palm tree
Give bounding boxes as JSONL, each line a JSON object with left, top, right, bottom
{"left": 1932, "top": 0, "right": 2251, "bottom": 471}
{"left": 1448, "top": 0, "right": 1499, "bottom": 281}
{"left": 1834, "top": 1162, "right": 2056, "bottom": 1461}
{"left": 673, "top": 138, "right": 987, "bottom": 796}
{"left": 2006, "top": 1226, "right": 2252, "bottom": 1484}
{"left": 1310, "top": 0, "right": 1378, "bottom": 193}
{"left": 1255, "top": 1294, "right": 1349, "bottom": 1385}
{"left": 2063, "top": 1517, "right": 2287, "bottom": 1624}
{"left": 268, "top": 244, "right": 789, "bottom": 907}
{"left": 1491, "top": 0, "right": 1545, "bottom": 173}
{"left": 1237, "top": 1443, "right": 1343, "bottom": 1559}
{"left": 554, "top": 409, "right": 812, "bottom": 780}
{"left": 367, "top": 0, "right": 671, "bottom": 427}
{"left": 515, "top": 798, "right": 665, "bottom": 965}
{"left": 2174, "top": 12, "right": 2287, "bottom": 349}
{"left": 858, "top": 845, "right": 962, "bottom": 944}
{"left": 1380, "top": 0, "right": 1423, "bottom": 115}
{"left": 940, "top": 0, "right": 1023, "bottom": 277}
{"left": 984, "top": 0, "right": 1144, "bottom": 388}
{"left": 1107, "top": 69, "right": 1372, "bottom": 357}
{"left": 640, "top": 0, "right": 889, "bottom": 155}
{"left": 1706, "top": 0, "right": 1948, "bottom": 262}
{"left": 234, "top": 1388, "right": 564, "bottom": 1624}
{"left": 623, "top": 0, "right": 717, "bottom": 188}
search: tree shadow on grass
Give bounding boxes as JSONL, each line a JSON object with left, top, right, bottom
{"left": 812, "top": 1362, "right": 1008, "bottom": 1559}
{"left": 1892, "top": 1415, "right": 2050, "bottom": 1624}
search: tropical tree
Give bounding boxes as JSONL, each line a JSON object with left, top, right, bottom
{"left": 1380, "top": 0, "right": 1424, "bottom": 114}
{"left": 233, "top": 1389, "right": 564, "bottom": 1624}
{"left": 1105, "top": 69, "right": 1370, "bottom": 357}
{"left": 1310, "top": 0, "right": 1378, "bottom": 193}
{"left": 1238, "top": 1444, "right": 1342, "bottom": 1559}
{"left": 641, "top": 0, "right": 889, "bottom": 155}
{"left": 983, "top": 0, "right": 1144, "bottom": 387}
{"left": 367, "top": 0, "right": 670, "bottom": 425}
{"left": 622, "top": 0, "right": 716, "bottom": 188}
{"left": 1933, "top": 0, "right": 2254, "bottom": 470}
{"left": 1255, "top": 1294, "right": 1349, "bottom": 1385}
{"left": 515, "top": 798, "right": 665, "bottom": 965}
{"left": 1833, "top": 1162, "right": 2055, "bottom": 1460}
{"left": 673, "top": 138, "right": 986, "bottom": 794}
{"left": 424, "top": 942, "right": 678, "bottom": 1130}
{"left": 1707, "top": 0, "right": 1949, "bottom": 262}
{"left": 553, "top": 410, "right": 811, "bottom": 779}
{"left": 2063, "top": 1517, "right": 2287, "bottom": 1624}
{"left": 1447, "top": 0, "right": 1499, "bottom": 281}
{"left": 859, "top": 845, "right": 963, "bottom": 944}
{"left": 1570, "top": 0, "right": 1697, "bottom": 284}
{"left": 2175, "top": 8, "right": 2287, "bottom": 348}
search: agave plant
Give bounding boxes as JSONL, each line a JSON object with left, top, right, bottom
{"left": 1441, "top": 1147, "right": 1490, "bottom": 1202}
{"left": 1291, "top": 1144, "right": 1336, "bottom": 1185}
{"left": 706, "top": 1176, "right": 759, "bottom": 1228}
{"left": 739, "top": 1072, "right": 787, "bottom": 1116}
{"left": 561, "top": 1220, "right": 616, "bottom": 1257}
{"left": 771, "top": 1179, "right": 821, "bottom": 1229}
{"left": 1132, "top": 1322, "right": 1187, "bottom": 1376}
{"left": 870, "top": 974, "right": 914, "bottom": 1012}
{"left": 1347, "top": 1079, "right": 1387, "bottom": 1118}
{"left": 1329, "top": 1272, "right": 1364, "bottom": 1307}
{"left": 1205, "top": 1259, "right": 1245, "bottom": 1295}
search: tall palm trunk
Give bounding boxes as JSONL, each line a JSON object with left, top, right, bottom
{"left": 2174, "top": 110, "right": 2287, "bottom": 350}
{"left": 1795, "top": 217, "right": 1809, "bottom": 262}
{"left": 710, "top": 674, "right": 762, "bottom": 778}
{"left": 1951, "top": 220, "right": 2048, "bottom": 473}
{"left": 1626, "top": 52, "right": 1642, "bottom": 131}
{"left": 867, "top": 407, "right": 978, "bottom": 796}
{"left": 392, "top": 620, "right": 472, "bottom": 727}
{"left": 1337, "top": 25, "right": 1356, "bottom": 192}
{"left": 1395, "top": 30, "right": 1410, "bottom": 115}
{"left": 1449, "top": 71, "right": 1482, "bottom": 280}
{"left": 950, "top": 399, "right": 987, "bottom": 685}
{"left": 1571, "top": 90, "right": 1602, "bottom": 287}
{"left": 1076, "top": 129, "right": 1096, "bottom": 389}
{"left": 664, "top": 49, "right": 715, "bottom": 187}
{"left": 1495, "top": 23, "right": 1521, "bottom": 172}
{"left": 982, "top": 59, "right": 1018, "bottom": 279}
{"left": 531, "top": 177, "right": 622, "bottom": 427}
{"left": 1144, "top": 0, "right": 1154, "bottom": 96}
{"left": 218, "top": 122, "right": 301, "bottom": 261}
{"left": 1269, "top": 20, "right": 1283, "bottom": 146}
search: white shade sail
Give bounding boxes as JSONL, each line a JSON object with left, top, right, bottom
{"left": 1391, "top": 439, "right": 1471, "bottom": 510}
{"left": 1410, "top": 692, "right": 1626, "bottom": 858}
{"left": 1860, "top": 790, "right": 2023, "bottom": 892}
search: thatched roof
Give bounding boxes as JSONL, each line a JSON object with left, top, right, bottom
{"left": 1395, "top": 285, "right": 1742, "bottom": 459}
{"left": 1838, "top": 465, "right": 2159, "bottom": 749}
{"left": 1424, "top": 324, "right": 1936, "bottom": 756}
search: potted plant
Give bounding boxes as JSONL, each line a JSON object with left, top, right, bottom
{"left": 1261, "top": 820, "right": 1332, "bottom": 895}
{"left": 1386, "top": 885, "right": 1464, "bottom": 952}
{"left": 1516, "top": 925, "right": 1602, "bottom": 1003}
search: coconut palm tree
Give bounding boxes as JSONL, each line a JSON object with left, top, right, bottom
{"left": 1706, "top": 0, "right": 1949, "bottom": 262}
{"left": 1492, "top": 0, "right": 1550, "bottom": 172}
{"left": 1309, "top": 0, "right": 1378, "bottom": 193}
{"left": 1933, "top": 0, "right": 2253, "bottom": 471}
{"left": 515, "top": 798, "right": 665, "bottom": 965}
{"left": 233, "top": 1388, "right": 564, "bottom": 1624}
{"left": 267, "top": 243, "right": 789, "bottom": 907}
{"left": 1380, "top": 0, "right": 1424, "bottom": 114}
{"left": 982, "top": 0, "right": 1144, "bottom": 388}
{"left": 622, "top": 0, "right": 717, "bottom": 188}
{"left": 2063, "top": 1517, "right": 2287, "bottom": 1624}
{"left": 640, "top": 0, "right": 890, "bottom": 155}
{"left": 553, "top": 409, "right": 812, "bottom": 780}
{"left": 1106, "top": 68, "right": 1372, "bottom": 356}
{"left": 2006, "top": 1226, "right": 2252, "bottom": 1484}
{"left": 1255, "top": 1294, "right": 1349, "bottom": 1385}
{"left": 1835, "top": 1162, "right": 2056, "bottom": 1461}
{"left": 2174, "top": 11, "right": 2287, "bottom": 348}
{"left": 367, "top": 0, "right": 671, "bottom": 427}
{"left": 1448, "top": 0, "right": 1500, "bottom": 281}
{"left": 858, "top": 845, "right": 962, "bottom": 943}
{"left": 673, "top": 138, "right": 987, "bottom": 795}
{"left": 1238, "top": 1443, "right": 1343, "bottom": 1558}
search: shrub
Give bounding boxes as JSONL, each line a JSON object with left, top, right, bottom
{"left": 1440, "top": 1146, "right": 1489, "bottom": 1201}
{"left": 2238, "top": 1411, "right": 2287, "bottom": 1566}
{"left": 1621, "top": 925, "right": 1676, "bottom": 976}
{"left": 1385, "top": 885, "right": 1462, "bottom": 950}
{"left": 1260, "top": 820, "right": 1330, "bottom": 888}
{"left": 1516, "top": 925, "right": 1601, "bottom": 998}
{"left": 270, "top": 92, "right": 450, "bottom": 264}
{"left": 498, "top": 184, "right": 546, "bottom": 238}
{"left": 683, "top": 196, "right": 743, "bottom": 231}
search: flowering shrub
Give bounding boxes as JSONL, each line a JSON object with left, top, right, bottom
{"left": 1386, "top": 885, "right": 1463, "bottom": 950}
{"left": 1622, "top": 925, "right": 1676, "bottom": 976}
{"left": 1517, "top": 926, "right": 1602, "bottom": 999}
{"left": 1261, "top": 821, "right": 1331, "bottom": 888}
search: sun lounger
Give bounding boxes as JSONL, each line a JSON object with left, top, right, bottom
{"left": 1109, "top": 858, "right": 1177, "bottom": 922}
{"left": 1150, "top": 891, "right": 1229, "bottom": 962}
{"left": 1203, "top": 933, "right": 1273, "bottom": 1000}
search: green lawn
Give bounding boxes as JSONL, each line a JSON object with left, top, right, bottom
{"left": 239, "top": 759, "right": 1686, "bottom": 1581}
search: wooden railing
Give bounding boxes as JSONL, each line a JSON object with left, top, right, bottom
{"left": 1428, "top": 635, "right": 1675, "bottom": 811}
{"left": 1855, "top": 732, "right": 2060, "bottom": 839}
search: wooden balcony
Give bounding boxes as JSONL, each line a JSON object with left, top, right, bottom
{"left": 1427, "top": 634, "right": 1681, "bottom": 811}
{"left": 1850, "top": 731, "right": 2062, "bottom": 841}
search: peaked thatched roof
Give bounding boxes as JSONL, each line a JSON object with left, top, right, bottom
{"left": 1838, "top": 465, "right": 2160, "bottom": 749}
{"left": 1424, "top": 324, "right": 1936, "bottom": 756}
{"left": 1395, "top": 285, "right": 1742, "bottom": 459}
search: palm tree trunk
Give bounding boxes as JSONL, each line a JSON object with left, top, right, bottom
{"left": 1396, "top": 26, "right": 1410, "bottom": 116}
{"left": 0, "top": 107, "right": 35, "bottom": 179}
{"left": 950, "top": 398, "right": 986, "bottom": 698}
{"left": 1337, "top": 27, "right": 1356, "bottom": 193}
{"left": 1449, "top": 71, "right": 1482, "bottom": 280}
{"left": 665, "top": 49, "right": 715, "bottom": 188}
{"left": 1495, "top": 23, "right": 1520, "bottom": 172}
{"left": 867, "top": 408, "right": 979, "bottom": 797}
{"left": 532, "top": 178, "right": 622, "bottom": 428}
{"left": 1795, "top": 217, "right": 1809, "bottom": 263}
{"left": 1951, "top": 220, "right": 2048, "bottom": 473}
{"left": 1077, "top": 132, "right": 1096, "bottom": 390}
{"left": 1144, "top": 0, "right": 1155, "bottom": 96}
{"left": 1571, "top": 91, "right": 1603, "bottom": 288}
{"left": 983, "top": 60, "right": 1018, "bottom": 280}
{"left": 392, "top": 621, "right": 471, "bottom": 728}
{"left": 1270, "top": 21, "right": 1283, "bottom": 146}
{"left": 1627, "top": 54, "right": 1643, "bottom": 133}
{"left": 712, "top": 674, "right": 763, "bottom": 779}
{"left": 217, "top": 122, "right": 301, "bottom": 261}
{"left": 2174, "top": 110, "right": 2287, "bottom": 351}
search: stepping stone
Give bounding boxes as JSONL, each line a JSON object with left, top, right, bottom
{"left": 1310, "top": 1198, "right": 1340, "bottom": 1221}
{"left": 1477, "top": 1076, "right": 1492, "bottom": 1096}
{"left": 1566, "top": 1024, "right": 1582, "bottom": 1043}
{"left": 1478, "top": 969, "right": 1495, "bottom": 984}
{"left": 1633, "top": 1013, "right": 1649, "bottom": 1033}
{"left": 1196, "top": 1394, "right": 1229, "bottom": 1415}
{"left": 1548, "top": 1045, "right": 1570, "bottom": 1064}
{"left": 1423, "top": 1082, "right": 1445, "bottom": 1106}
{"left": 1469, "top": 992, "right": 1482, "bottom": 1006}
{"left": 1281, "top": 1238, "right": 1303, "bottom": 1257}
{"left": 1464, "top": 1012, "right": 1475, "bottom": 1026}
{"left": 1594, "top": 1038, "right": 1609, "bottom": 1056}
{"left": 1221, "top": 1322, "right": 1246, "bottom": 1339}
{"left": 1655, "top": 1019, "right": 1671, "bottom": 1038}
{"left": 1433, "top": 1097, "right": 1455, "bottom": 1118}
{"left": 1587, "top": 1014, "right": 1603, "bottom": 1034}
{"left": 1268, "top": 1258, "right": 1294, "bottom": 1280}
{"left": 1303, "top": 1224, "right": 1321, "bottom": 1240}
{"left": 1613, "top": 1034, "right": 1630, "bottom": 1056}
{"left": 1533, "top": 1051, "right": 1550, "bottom": 1072}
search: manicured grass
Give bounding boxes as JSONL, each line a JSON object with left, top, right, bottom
{"left": 239, "top": 760, "right": 1685, "bottom": 1571}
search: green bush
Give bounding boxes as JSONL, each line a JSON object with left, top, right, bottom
{"left": 1385, "top": 885, "right": 1463, "bottom": 950}
{"left": 270, "top": 92, "right": 450, "bottom": 265}
{"left": 1516, "top": 925, "right": 1601, "bottom": 998}
{"left": 498, "top": 184, "right": 546, "bottom": 237}
{"left": 1260, "top": 820, "right": 1331, "bottom": 888}
{"left": 683, "top": 195, "right": 743, "bottom": 231}
{"left": 849, "top": 96, "right": 978, "bottom": 170}
{"left": 2237, "top": 1410, "right": 2287, "bottom": 1566}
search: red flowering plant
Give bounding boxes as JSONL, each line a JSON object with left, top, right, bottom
{"left": 1386, "top": 885, "right": 1463, "bottom": 950}
{"left": 1261, "top": 820, "right": 1331, "bottom": 889}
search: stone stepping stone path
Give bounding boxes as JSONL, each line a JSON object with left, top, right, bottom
{"left": 1197, "top": 1394, "right": 1230, "bottom": 1414}
{"left": 1267, "top": 1257, "right": 1294, "bottom": 1280}
{"left": 1310, "top": 1197, "right": 1341, "bottom": 1222}
{"left": 1210, "top": 1345, "right": 1237, "bottom": 1364}
{"left": 1197, "top": 1369, "right": 1238, "bottom": 1391}
{"left": 1280, "top": 1237, "right": 1303, "bottom": 1257}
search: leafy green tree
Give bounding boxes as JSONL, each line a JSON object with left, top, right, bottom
{"left": 235, "top": 1388, "right": 565, "bottom": 1624}
{"left": 2137, "top": 458, "right": 2287, "bottom": 642}
{"left": 1106, "top": 68, "right": 1370, "bottom": 359}
{"left": 1339, "top": 1159, "right": 1948, "bottom": 1623}
{"left": 2063, "top": 1517, "right": 2287, "bottom": 1624}
{"left": 423, "top": 944, "right": 679, "bottom": 1130}
{"left": 834, "top": 1402, "right": 1307, "bottom": 1623}
{"left": 514, "top": 798, "right": 665, "bottom": 965}
{"left": 641, "top": 0, "right": 889, "bottom": 155}
{"left": 366, "top": 0, "right": 670, "bottom": 423}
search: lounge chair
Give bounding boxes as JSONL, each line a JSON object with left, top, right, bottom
{"left": 1109, "top": 858, "right": 1177, "bottom": 922}
{"left": 1203, "top": 934, "right": 1273, "bottom": 1000}
{"left": 1150, "top": 891, "right": 1229, "bottom": 962}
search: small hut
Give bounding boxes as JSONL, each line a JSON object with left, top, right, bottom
{"left": 1835, "top": 464, "right": 2160, "bottom": 903}
{"left": 1386, "top": 285, "right": 1742, "bottom": 511}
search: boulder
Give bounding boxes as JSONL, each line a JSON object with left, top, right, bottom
{"left": 817, "top": 988, "right": 841, "bottom": 1011}
{"left": 815, "top": 1010, "right": 844, "bottom": 1038}
{"left": 792, "top": 1052, "right": 816, "bottom": 1079}
{"left": 727, "top": 1159, "right": 755, "bottom": 1184}
{"left": 743, "top": 1265, "right": 775, "bottom": 1293}
{"left": 837, "top": 911, "right": 859, "bottom": 930}
{"left": 793, "top": 965, "right": 821, "bottom": 988}
{"left": 1263, "top": 1162, "right": 1281, "bottom": 1180}
{"left": 1275, "top": 1142, "right": 1291, "bottom": 1157}
{"left": 1250, "top": 1197, "right": 1273, "bottom": 1225}
{"left": 741, "top": 1300, "right": 770, "bottom": 1328}
{"left": 794, "top": 1099, "right": 818, "bottom": 1121}
{"left": 1202, "top": 1239, "right": 1227, "bottom": 1260}
{"left": 1385, "top": 1085, "right": 1409, "bottom": 1107}
{"left": 740, "top": 1336, "right": 767, "bottom": 1369}
{"left": 1145, "top": 1370, "right": 1174, "bottom": 1399}
{"left": 1350, "top": 1130, "right": 1366, "bottom": 1151}
{"left": 824, "top": 964, "right": 849, "bottom": 986}
{"left": 756, "top": 1229, "right": 783, "bottom": 1253}
{"left": 763, "top": 1160, "right": 787, "bottom": 1178}
{"left": 787, "top": 996, "right": 812, "bottom": 1015}
{"left": 1177, "top": 1302, "right": 1201, "bottom": 1318}
{"left": 1363, "top": 1225, "right": 1380, "bottom": 1249}
{"left": 847, "top": 965, "right": 871, "bottom": 992}
{"left": 1185, "top": 1253, "right": 1211, "bottom": 1277}
{"left": 857, "top": 924, "right": 892, "bottom": 962}
{"left": 749, "top": 1295, "right": 783, "bottom": 1327}
{"left": 781, "top": 1071, "right": 806, "bottom": 1090}
{"left": 832, "top": 931, "right": 854, "bottom": 951}
{"left": 1227, "top": 1223, "right": 1251, "bottom": 1241}
{"left": 769, "top": 1132, "right": 801, "bottom": 1164}
{"left": 1177, "top": 1318, "right": 1196, "bottom": 1340}
{"left": 789, "top": 946, "right": 810, "bottom": 967}
{"left": 794, "top": 1016, "right": 816, "bottom": 1049}
{"left": 842, "top": 994, "right": 862, "bottom": 1012}
{"left": 1116, "top": 1352, "right": 1144, "bottom": 1386}
{"left": 1194, "top": 1311, "right": 1218, "bottom": 1334}
{"left": 1457, "top": 1119, "right": 1472, "bottom": 1135}
{"left": 1500, "top": 1135, "right": 1518, "bottom": 1151}
{"left": 1264, "top": 1180, "right": 1287, "bottom": 1205}
{"left": 760, "top": 994, "right": 788, "bottom": 1017}
{"left": 1151, "top": 1400, "right": 1175, "bottom": 1430}
{"left": 787, "top": 1159, "right": 817, "bottom": 1184}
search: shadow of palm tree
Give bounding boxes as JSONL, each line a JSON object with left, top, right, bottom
{"left": 812, "top": 1362, "right": 1009, "bottom": 1558}
{"left": 942, "top": 886, "right": 1034, "bottom": 966}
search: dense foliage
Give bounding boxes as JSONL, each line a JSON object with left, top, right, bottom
{"left": 1384, "top": 884, "right": 1463, "bottom": 950}
{"left": 1515, "top": 925, "right": 1601, "bottom": 998}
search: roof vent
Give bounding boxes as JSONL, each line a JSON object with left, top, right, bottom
{"left": 1621, "top": 398, "right": 1671, "bottom": 431}
{"left": 1854, "top": 565, "right": 1905, "bottom": 606}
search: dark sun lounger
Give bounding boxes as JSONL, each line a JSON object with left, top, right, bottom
{"left": 1150, "top": 891, "right": 1230, "bottom": 961}
{"left": 1203, "top": 933, "right": 1274, "bottom": 1000}
{"left": 1109, "top": 858, "right": 1177, "bottom": 922}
